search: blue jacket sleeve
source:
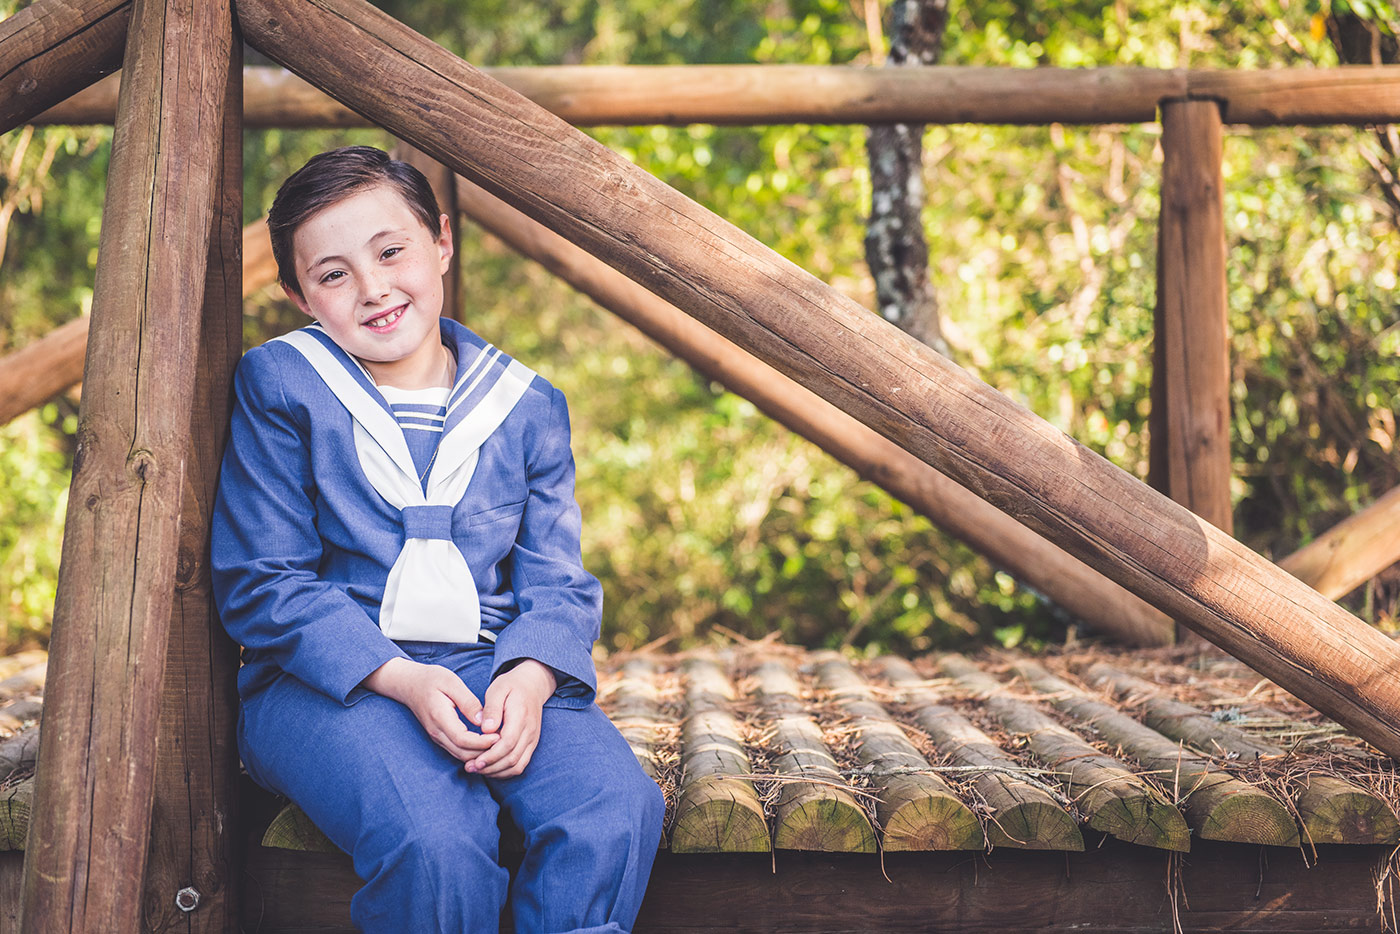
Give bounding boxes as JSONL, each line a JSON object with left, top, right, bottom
{"left": 211, "top": 348, "right": 406, "bottom": 704}
{"left": 490, "top": 385, "right": 602, "bottom": 707}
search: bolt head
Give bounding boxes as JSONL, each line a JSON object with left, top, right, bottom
{"left": 175, "top": 887, "right": 201, "bottom": 912}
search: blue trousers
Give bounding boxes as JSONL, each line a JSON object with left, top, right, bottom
{"left": 239, "top": 642, "right": 664, "bottom": 933}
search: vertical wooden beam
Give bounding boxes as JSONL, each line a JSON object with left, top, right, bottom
{"left": 19, "top": 0, "right": 233, "bottom": 928}
{"left": 0, "top": 0, "right": 131, "bottom": 134}
{"left": 141, "top": 34, "right": 243, "bottom": 934}
{"left": 1154, "top": 98, "right": 1232, "bottom": 643}
{"left": 393, "top": 144, "right": 463, "bottom": 322}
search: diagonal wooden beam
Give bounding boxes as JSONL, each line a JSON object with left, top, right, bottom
{"left": 1281, "top": 485, "right": 1400, "bottom": 600}
{"left": 0, "top": 0, "right": 131, "bottom": 134}
{"left": 238, "top": 0, "right": 1400, "bottom": 757}
{"left": 19, "top": 0, "right": 233, "bottom": 928}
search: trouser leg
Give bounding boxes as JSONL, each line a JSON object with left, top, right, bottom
{"left": 240, "top": 673, "right": 509, "bottom": 934}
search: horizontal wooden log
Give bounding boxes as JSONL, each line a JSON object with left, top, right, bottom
{"left": 748, "top": 657, "right": 875, "bottom": 853}
{"left": 0, "top": 664, "right": 45, "bottom": 705}
{"left": 238, "top": 0, "right": 1400, "bottom": 760}
{"left": 1012, "top": 661, "right": 1299, "bottom": 847}
{"left": 0, "top": 703, "right": 41, "bottom": 736}
{"left": 0, "top": 778, "right": 32, "bottom": 852}
{"left": 810, "top": 653, "right": 982, "bottom": 851}
{"left": 1279, "top": 485, "right": 1400, "bottom": 600}
{"left": 671, "top": 657, "right": 770, "bottom": 854}
{"left": 31, "top": 65, "right": 1400, "bottom": 127}
{"left": 937, "top": 654, "right": 1189, "bottom": 851}
{"left": 454, "top": 176, "right": 1170, "bottom": 646}
{"left": 261, "top": 804, "right": 337, "bottom": 854}
{"left": 1080, "top": 661, "right": 1400, "bottom": 846}
{"left": 601, "top": 657, "right": 666, "bottom": 782}
{"left": 878, "top": 657, "right": 1083, "bottom": 851}
{"left": 0, "top": 731, "right": 38, "bottom": 784}
{"left": 0, "top": 0, "right": 130, "bottom": 134}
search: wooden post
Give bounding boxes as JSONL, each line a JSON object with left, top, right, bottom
{"left": 141, "top": 35, "right": 243, "bottom": 934}
{"left": 392, "top": 144, "right": 463, "bottom": 322}
{"left": 19, "top": 0, "right": 233, "bottom": 928}
{"left": 1153, "top": 97, "right": 1232, "bottom": 644}
{"left": 0, "top": 0, "right": 130, "bottom": 134}
{"left": 238, "top": 0, "right": 1400, "bottom": 760}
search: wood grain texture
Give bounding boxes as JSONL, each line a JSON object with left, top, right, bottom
{"left": 18, "top": 0, "right": 233, "bottom": 929}
{"left": 0, "top": 317, "right": 88, "bottom": 427}
{"left": 141, "top": 34, "right": 243, "bottom": 934}
{"left": 810, "top": 654, "right": 983, "bottom": 851}
{"left": 238, "top": 0, "right": 1400, "bottom": 759}
{"left": 32, "top": 65, "right": 1400, "bottom": 128}
{"left": 454, "top": 174, "right": 1172, "bottom": 646}
{"left": 937, "top": 655, "right": 1189, "bottom": 851}
{"left": 1013, "top": 661, "right": 1299, "bottom": 847}
{"left": 0, "top": 0, "right": 130, "bottom": 133}
{"left": 601, "top": 657, "right": 665, "bottom": 783}
{"left": 671, "top": 657, "right": 770, "bottom": 854}
{"left": 1280, "top": 485, "right": 1400, "bottom": 600}
{"left": 0, "top": 779, "right": 32, "bottom": 852}
{"left": 235, "top": 841, "right": 1396, "bottom": 933}
{"left": 1080, "top": 661, "right": 1400, "bottom": 846}
{"left": 879, "top": 657, "right": 1083, "bottom": 852}
{"left": 748, "top": 657, "right": 875, "bottom": 852}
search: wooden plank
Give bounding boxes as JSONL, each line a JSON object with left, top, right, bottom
{"left": 1280, "top": 485, "right": 1400, "bottom": 600}
{"left": 238, "top": 841, "right": 1395, "bottom": 933}
{"left": 0, "top": 853, "right": 17, "bottom": 934}
{"left": 1153, "top": 98, "right": 1232, "bottom": 647}
{"left": 878, "top": 657, "right": 1083, "bottom": 851}
{"left": 0, "top": 0, "right": 130, "bottom": 133}
{"left": 237, "top": 0, "right": 1400, "bottom": 759}
{"left": 809, "top": 653, "right": 982, "bottom": 851}
{"left": 1012, "top": 661, "right": 1299, "bottom": 847}
{"left": 670, "top": 657, "right": 770, "bottom": 854}
{"left": 33, "top": 65, "right": 1400, "bottom": 129}
{"left": 141, "top": 32, "right": 243, "bottom": 934}
{"left": 453, "top": 174, "right": 1171, "bottom": 647}
{"left": 747, "top": 656, "right": 875, "bottom": 852}
{"left": 936, "top": 655, "right": 1188, "bottom": 851}
{"left": 17, "top": 0, "right": 233, "bottom": 928}
{"left": 1080, "top": 661, "right": 1400, "bottom": 846}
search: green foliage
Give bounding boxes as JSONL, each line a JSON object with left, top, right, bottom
{"left": 2, "top": 0, "right": 1397, "bottom": 653}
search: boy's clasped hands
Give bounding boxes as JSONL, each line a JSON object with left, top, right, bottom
{"left": 364, "top": 657, "right": 558, "bottom": 778}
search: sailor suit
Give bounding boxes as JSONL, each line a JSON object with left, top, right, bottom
{"left": 211, "top": 318, "right": 663, "bottom": 934}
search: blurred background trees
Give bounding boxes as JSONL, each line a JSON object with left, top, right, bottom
{"left": 1, "top": 0, "right": 1396, "bottom": 654}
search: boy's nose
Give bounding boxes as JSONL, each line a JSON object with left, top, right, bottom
{"left": 360, "top": 274, "right": 391, "bottom": 303}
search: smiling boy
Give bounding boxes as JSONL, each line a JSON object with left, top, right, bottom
{"left": 211, "top": 147, "right": 663, "bottom": 933}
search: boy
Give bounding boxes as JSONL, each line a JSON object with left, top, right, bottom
{"left": 211, "top": 146, "right": 664, "bottom": 933}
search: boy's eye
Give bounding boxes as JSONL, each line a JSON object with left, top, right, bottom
{"left": 320, "top": 270, "right": 345, "bottom": 284}
{"left": 381, "top": 246, "right": 402, "bottom": 260}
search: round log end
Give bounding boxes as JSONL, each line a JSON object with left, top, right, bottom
{"left": 261, "top": 803, "right": 340, "bottom": 853}
{"left": 670, "top": 787, "right": 772, "bottom": 854}
{"left": 879, "top": 788, "right": 985, "bottom": 851}
{"left": 0, "top": 777, "right": 33, "bottom": 851}
{"left": 1296, "top": 779, "right": 1400, "bottom": 846}
{"left": 1086, "top": 794, "right": 1190, "bottom": 852}
{"left": 1196, "top": 790, "right": 1300, "bottom": 847}
{"left": 986, "top": 800, "right": 1085, "bottom": 852}
{"left": 774, "top": 795, "right": 877, "bottom": 853}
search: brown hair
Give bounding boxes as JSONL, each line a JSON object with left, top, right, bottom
{"left": 267, "top": 146, "right": 441, "bottom": 298}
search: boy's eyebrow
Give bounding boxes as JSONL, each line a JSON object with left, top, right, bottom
{"left": 306, "top": 228, "right": 409, "bottom": 273}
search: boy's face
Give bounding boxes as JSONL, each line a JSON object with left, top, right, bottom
{"left": 286, "top": 184, "right": 453, "bottom": 386}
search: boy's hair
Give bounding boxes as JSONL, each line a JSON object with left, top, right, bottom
{"left": 268, "top": 146, "right": 441, "bottom": 298}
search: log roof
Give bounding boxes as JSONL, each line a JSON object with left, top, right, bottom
{"left": 2, "top": 640, "right": 1396, "bottom": 857}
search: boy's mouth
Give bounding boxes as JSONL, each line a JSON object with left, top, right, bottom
{"left": 364, "top": 305, "right": 407, "bottom": 330}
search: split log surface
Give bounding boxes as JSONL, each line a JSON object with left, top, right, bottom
{"left": 747, "top": 657, "right": 875, "bottom": 852}
{"left": 453, "top": 176, "right": 1173, "bottom": 646}
{"left": 1012, "top": 661, "right": 1299, "bottom": 847}
{"left": 810, "top": 654, "right": 982, "bottom": 851}
{"left": 238, "top": 0, "right": 1400, "bottom": 758}
{"left": 141, "top": 33, "right": 243, "bottom": 934}
{"left": 0, "top": 779, "right": 32, "bottom": 852}
{"left": 603, "top": 657, "right": 666, "bottom": 782}
{"left": 878, "top": 658, "right": 1083, "bottom": 851}
{"left": 937, "top": 655, "right": 1189, "bottom": 851}
{"left": 32, "top": 65, "right": 1400, "bottom": 128}
{"left": 1080, "top": 661, "right": 1400, "bottom": 846}
{"left": 670, "top": 657, "right": 770, "bottom": 854}
{"left": 1279, "top": 485, "right": 1400, "bottom": 600}
{"left": 19, "top": 0, "right": 233, "bottom": 928}
{"left": 0, "top": 0, "right": 130, "bottom": 133}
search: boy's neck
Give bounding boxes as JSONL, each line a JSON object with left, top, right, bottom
{"left": 363, "top": 342, "right": 455, "bottom": 391}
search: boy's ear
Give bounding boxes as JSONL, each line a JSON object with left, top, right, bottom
{"left": 282, "top": 281, "right": 315, "bottom": 318}
{"left": 437, "top": 213, "right": 454, "bottom": 271}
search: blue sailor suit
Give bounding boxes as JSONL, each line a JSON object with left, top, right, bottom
{"left": 211, "top": 318, "right": 663, "bottom": 934}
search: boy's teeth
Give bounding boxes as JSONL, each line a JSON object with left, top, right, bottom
{"left": 367, "top": 308, "right": 402, "bottom": 329}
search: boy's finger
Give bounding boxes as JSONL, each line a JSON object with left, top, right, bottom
{"left": 443, "top": 679, "right": 484, "bottom": 727}
{"left": 480, "top": 681, "right": 508, "bottom": 735}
